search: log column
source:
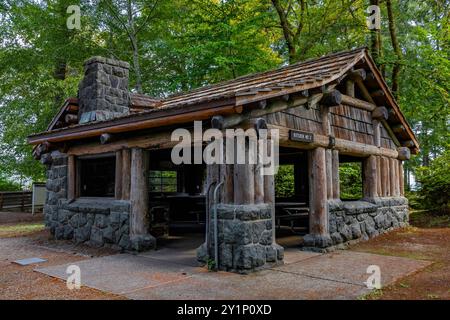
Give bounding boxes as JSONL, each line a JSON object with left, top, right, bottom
{"left": 397, "top": 147, "right": 410, "bottom": 197}
{"left": 115, "top": 150, "right": 123, "bottom": 199}
{"left": 331, "top": 149, "right": 340, "bottom": 199}
{"left": 399, "top": 161, "right": 405, "bottom": 196}
{"left": 389, "top": 157, "right": 397, "bottom": 197}
{"left": 305, "top": 147, "right": 331, "bottom": 248}
{"left": 363, "top": 155, "right": 378, "bottom": 199}
{"left": 67, "top": 155, "right": 76, "bottom": 201}
{"left": 233, "top": 134, "right": 255, "bottom": 205}
{"left": 326, "top": 149, "right": 333, "bottom": 200}
{"left": 121, "top": 148, "right": 131, "bottom": 200}
{"left": 129, "top": 148, "right": 154, "bottom": 251}
{"left": 380, "top": 156, "right": 390, "bottom": 197}
{"left": 376, "top": 156, "right": 382, "bottom": 197}
{"left": 391, "top": 158, "right": 400, "bottom": 197}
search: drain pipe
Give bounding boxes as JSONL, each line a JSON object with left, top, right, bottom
{"left": 205, "top": 181, "right": 217, "bottom": 251}
{"left": 212, "top": 181, "right": 224, "bottom": 271}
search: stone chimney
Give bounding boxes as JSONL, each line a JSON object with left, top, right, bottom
{"left": 78, "top": 57, "right": 130, "bottom": 124}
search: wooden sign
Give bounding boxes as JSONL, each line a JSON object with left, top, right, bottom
{"left": 289, "top": 130, "right": 314, "bottom": 143}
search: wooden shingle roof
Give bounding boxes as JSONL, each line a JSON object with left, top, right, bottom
{"left": 159, "top": 47, "right": 364, "bottom": 109}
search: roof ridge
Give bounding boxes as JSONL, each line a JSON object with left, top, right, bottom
{"left": 162, "top": 47, "right": 367, "bottom": 101}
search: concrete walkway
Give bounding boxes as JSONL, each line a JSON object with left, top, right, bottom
{"left": 35, "top": 244, "right": 431, "bottom": 300}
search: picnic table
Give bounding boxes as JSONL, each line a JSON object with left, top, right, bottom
{"left": 275, "top": 202, "right": 309, "bottom": 234}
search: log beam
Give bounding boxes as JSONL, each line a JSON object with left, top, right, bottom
{"left": 270, "top": 124, "right": 399, "bottom": 158}
{"left": 397, "top": 147, "right": 411, "bottom": 161}
{"left": 321, "top": 90, "right": 342, "bottom": 106}
{"left": 341, "top": 94, "right": 376, "bottom": 111}
{"left": 372, "top": 107, "right": 389, "bottom": 120}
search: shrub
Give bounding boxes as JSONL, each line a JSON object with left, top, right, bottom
{"left": 415, "top": 148, "right": 450, "bottom": 214}
{"left": 339, "top": 162, "right": 363, "bottom": 200}
{"left": 275, "top": 165, "right": 295, "bottom": 198}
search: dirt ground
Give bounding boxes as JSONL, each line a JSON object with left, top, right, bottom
{"left": 0, "top": 210, "right": 448, "bottom": 300}
{"left": 0, "top": 211, "right": 125, "bottom": 300}
{"left": 352, "top": 211, "right": 450, "bottom": 300}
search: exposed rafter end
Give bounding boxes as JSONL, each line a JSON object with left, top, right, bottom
{"left": 321, "top": 89, "right": 342, "bottom": 106}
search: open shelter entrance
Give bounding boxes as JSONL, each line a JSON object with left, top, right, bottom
{"left": 274, "top": 147, "right": 309, "bottom": 248}
{"left": 147, "top": 148, "right": 206, "bottom": 251}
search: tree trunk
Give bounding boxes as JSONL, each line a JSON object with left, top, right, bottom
{"left": 271, "top": 0, "right": 296, "bottom": 63}
{"left": 127, "top": 0, "right": 143, "bottom": 94}
{"left": 386, "top": 0, "right": 402, "bottom": 99}
{"left": 369, "top": 0, "right": 384, "bottom": 75}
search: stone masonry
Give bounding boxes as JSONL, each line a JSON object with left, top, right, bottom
{"left": 43, "top": 151, "right": 132, "bottom": 250}
{"left": 303, "top": 198, "right": 409, "bottom": 250}
{"left": 78, "top": 56, "right": 130, "bottom": 123}
{"left": 197, "top": 203, "right": 284, "bottom": 273}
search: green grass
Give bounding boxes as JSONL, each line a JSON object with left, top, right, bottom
{"left": 410, "top": 210, "right": 450, "bottom": 228}
{"left": 359, "top": 289, "right": 384, "bottom": 300}
{"left": 0, "top": 222, "right": 45, "bottom": 238}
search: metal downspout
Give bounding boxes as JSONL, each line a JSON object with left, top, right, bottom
{"left": 212, "top": 181, "right": 224, "bottom": 271}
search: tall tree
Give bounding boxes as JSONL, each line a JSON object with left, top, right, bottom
{"left": 98, "top": 0, "right": 160, "bottom": 93}
{"left": 386, "top": 0, "right": 402, "bottom": 99}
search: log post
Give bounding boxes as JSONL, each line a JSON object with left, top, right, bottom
{"left": 387, "top": 158, "right": 395, "bottom": 197}
{"left": 320, "top": 105, "right": 331, "bottom": 136}
{"left": 376, "top": 156, "right": 382, "bottom": 196}
{"left": 264, "top": 172, "right": 276, "bottom": 244}
{"left": 121, "top": 148, "right": 131, "bottom": 200}
{"left": 254, "top": 163, "right": 265, "bottom": 204}
{"left": 399, "top": 161, "right": 405, "bottom": 196}
{"left": 373, "top": 120, "right": 381, "bottom": 147}
{"left": 380, "top": 156, "right": 390, "bottom": 197}
{"left": 331, "top": 149, "right": 340, "bottom": 199}
{"left": 68, "top": 155, "right": 76, "bottom": 201}
{"left": 345, "top": 79, "right": 355, "bottom": 97}
{"left": 363, "top": 155, "right": 378, "bottom": 199}
{"left": 326, "top": 149, "right": 333, "bottom": 199}
{"left": 309, "top": 147, "right": 328, "bottom": 236}
{"left": 392, "top": 158, "right": 400, "bottom": 197}
{"left": 115, "top": 150, "right": 123, "bottom": 199}
{"left": 130, "top": 148, "right": 149, "bottom": 236}
{"left": 221, "top": 133, "right": 234, "bottom": 204}
{"left": 233, "top": 137, "right": 255, "bottom": 205}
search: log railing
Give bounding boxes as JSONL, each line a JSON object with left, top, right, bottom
{"left": 0, "top": 191, "right": 32, "bottom": 211}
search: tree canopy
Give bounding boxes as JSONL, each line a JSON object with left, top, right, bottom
{"left": 0, "top": 0, "right": 448, "bottom": 189}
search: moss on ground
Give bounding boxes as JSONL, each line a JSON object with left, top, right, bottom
{"left": 0, "top": 222, "right": 45, "bottom": 238}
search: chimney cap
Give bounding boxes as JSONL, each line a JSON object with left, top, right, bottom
{"left": 84, "top": 56, "right": 130, "bottom": 69}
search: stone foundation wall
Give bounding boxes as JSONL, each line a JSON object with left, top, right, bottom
{"left": 197, "top": 203, "right": 284, "bottom": 272}
{"left": 43, "top": 151, "right": 68, "bottom": 229}
{"left": 43, "top": 152, "right": 131, "bottom": 250}
{"left": 327, "top": 197, "right": 409, "bottom": 247}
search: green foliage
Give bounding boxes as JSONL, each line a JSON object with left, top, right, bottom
{"left": 0, "top": 174, "right": 22, "bottom": 191}
{"left": 339, "top": 162, "right": 363, "bottom": 200}
{"left": 275, "top": 165, "right": 294, "bottom": 198}
{"left": 206, "top": 258, "right": 216, "bottom": 271}
{"left": 414, "top": 147, "right": 450, "bottom": 214}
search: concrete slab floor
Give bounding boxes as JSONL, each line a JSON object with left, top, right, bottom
{"left": 35, "top": 245, "right": 431, "bottom": 300}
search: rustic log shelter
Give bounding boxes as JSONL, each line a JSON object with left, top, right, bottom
{"left": 28, "top": 48, "right": 418, "bottom": 273}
